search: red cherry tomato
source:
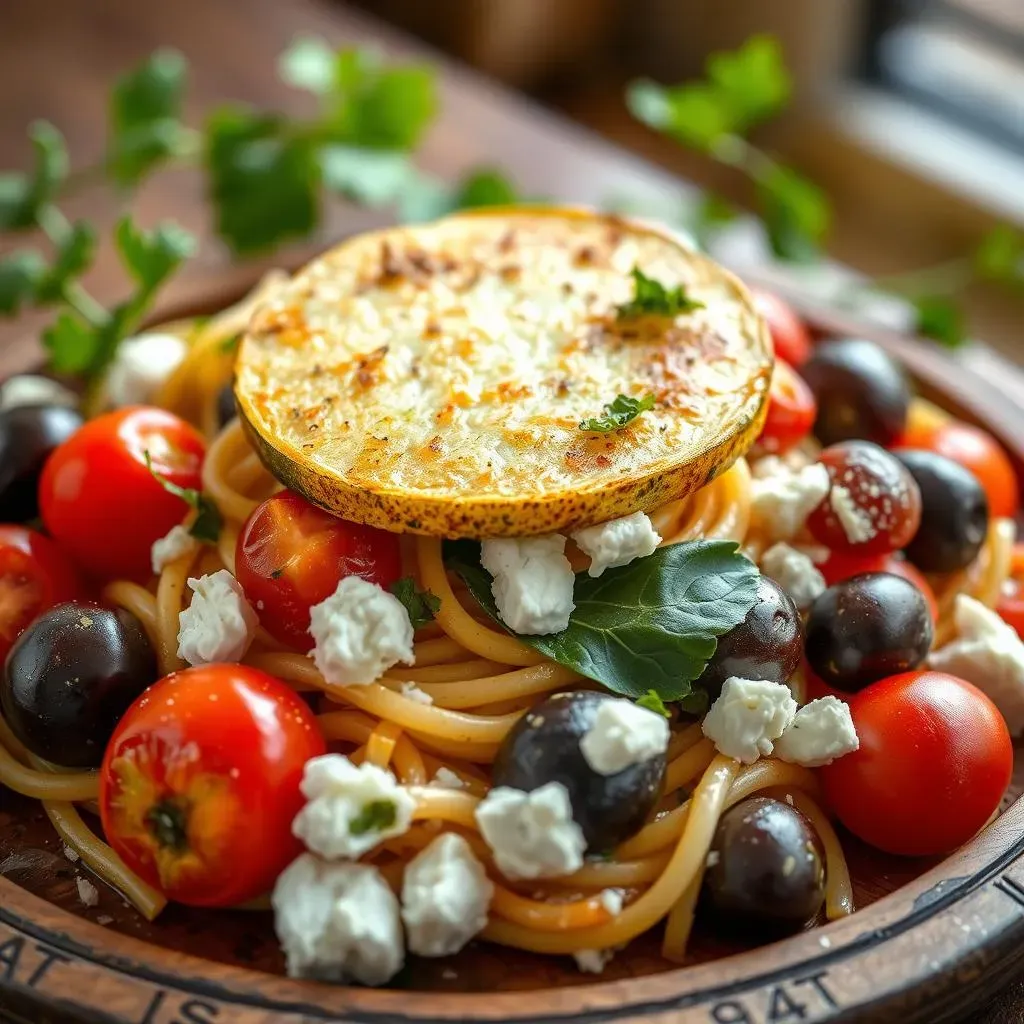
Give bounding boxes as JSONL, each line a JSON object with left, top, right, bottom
{"left": 817, "top": 550, "right": 938, "bottom": 623}
{"left": 39, "top": 407, "right": 206, "bottom": 582}
{"left": 820, "top": 670, "right": 1012, "bottom": 857}
{"left": 996, "top": 543, "right": 1024, "bottom": 638}
{"left": 898, "top": 418, "right": 1018, "bottom": 519}
{"left": 752, "top": 288, "right": 812, "bottom": 366}
{"left": 807, "top": 441, "right": 921, "bottom": 556}
{"left": 0, "top": 525, "right": 82, "bottom": 663}
{"left": 235, "top": 491, "right": 403, "bottom": 650}
{"left": 99, "top": 664, "right": 325, "bottom": 907}
{"left": 758, "top": 359, "right": 816, "bottom": 455}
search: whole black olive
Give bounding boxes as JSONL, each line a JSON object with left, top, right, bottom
{"left": 702, "top": 796, "right": 824, "bottom": 937}
{"left": 0, "top": 404, "right": 84, "bottom": 521}
{"left": 216, "top": 381, "right": 237, "bottom": 428}
{"left": 697, "top": 575, "right": 803, "bottom": 700}
{"left": 894, "top": 448, "right": 989, "bottom": 573}
{"left": 491, "top": 690, "right": 666, "bottom": 852}
{"left": 801, "top": 338, "right": 910, "bottom": 447}
{"left": 2, "top": 602, "right": 157, "bottom": 767}
{"left": 805, "top": 572, "right": 932, "bottom": 692}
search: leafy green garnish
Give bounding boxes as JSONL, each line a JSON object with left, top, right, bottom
{"left": 143, "top": 451, "right": 223, "bottom": 543}
{"left": 397, "top": 167, "right": 522, "bottom": 223}
{"left": 914, "top": 295, "right": 965, "bottom": 348}
{"left": 756, "top": 164, "right": 830, "bottom": 263}
{"left": 390, "top": 576, "right": 441, "bottom": 629}
{"left": 446, "top": 540, "right": 759, "bottom": 701}
{"left": 617, "top": 266, "right": 704, "bottom": 319}
{"left": 636, "top": 690, "right": 670, "bottom": 718}
{"left": 0, "top": 251, "right": 47, "bottom": 315}
{"left": 0, "top": 122, "right": 67, "bottom": 231}
{"left": 579, "top": 394, "right": 656, "bottom": 433}
{"left": 349, "top": 799, "right": 397, "bottom": 836}
{"left": 975, "top": 225, "right": 1024, "bottom": 288}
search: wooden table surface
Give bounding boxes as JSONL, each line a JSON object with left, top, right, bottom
{"left": 1, "top": 0, "right": 1023, "bottom": 1020}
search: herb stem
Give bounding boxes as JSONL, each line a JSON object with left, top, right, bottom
{"left": 63, "top": 282, "right": 108, "bottom": 328}
{"left": 867, "top": 257, "right": 975, "bottom": 297}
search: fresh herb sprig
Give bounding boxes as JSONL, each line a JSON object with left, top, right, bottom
{"left": 390, "top": 576, "right": 441, "bottom": 629}
{"left": 636, "top": 690, "right": 670, "bottom": 717}
{"left": 579, "top": 393, "right": 656, "bottom": 433}
{"left": 144, "top": 451, "right": 223, "bottom": 543}
{"left": 616, "top": 267, "right": 703, "bottom": 319}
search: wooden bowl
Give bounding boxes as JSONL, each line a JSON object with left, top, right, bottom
{"left": 3, "top": 263, "right": 1024, "bottom": 1024}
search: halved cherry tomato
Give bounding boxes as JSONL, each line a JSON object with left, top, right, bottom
{"left": 758, "top": 358, "right": 816, "bottom": 455}
{"left": 99, "top": 664, "right": 325, "bottom": 907}
{"left": 817, "top": 550, "right": 938, "bottom": 623}
{"left": 897, "top": 418, "right": 1018, "bottom": 519}
{"left": 0, "top": 525, "right": 82, "bottom": 663}
{"left": 751, "top": 288, "right": 812, "bottom": 366}
{"left": 39, "top": 407, "right": 206, "bottom": 582}
{"left": 235, "top": 491, "right": 403, "bottom": 649}
{"left": 820, "top": 670, "right": 1012, "bottom": 857}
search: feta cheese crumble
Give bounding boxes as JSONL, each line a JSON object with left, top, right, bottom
{"left": 475, "top": 781, "right": 586, "bottom": 880}
{"left": 829, "top": 485, "right": 875, "bottom": 544}
{"left": 579, "top": 699, "right": 670, "bottom": 775}
{"left": 759, "top": 542, "right": 826, "bottom": 610}
{"left": 774, "top": 696, "right": 859, "bottom": 767}
{"left": 574, "top": 949, "right": 614, "bottom": 973}
{"left": 292, "top": 754, "right": 416, "bottom": 860}
{"left": 104, "top": 332, "right": 188, "bottom": 407}
{"left": 930, "top": 594, "right": 1024, "bottom": 734}
{"left": 76, "top": 876, "right": 99, "bottom": 908}
{"left": 400, "top": 681, "right": 433, "bottom": 704}
{"left": 272, "top": 854, "right": 403, "bottom": 985}
{"left": 701, "top": 677, "right": 797, "bottom": 763}
{"left": 308, "top": 576, "right": 415, "bottom": 686}
{"left": 176, "top": 570, "right": 258, "bottom": 666}
{"left": 572, "top": 512, "right": 661, "bottom": 578}
{"left": 0, "top": 374, "right": 77, "bottom": 411}
{"left": 749, "top": 459, "right": 830, "bottom": 543}
{"left": 151, "top": 524, "right": 198, "bottom": 574}
{"left": 599, "top": 888, "right": 624, "bottom": 916}
{"left": 480, "top": 535, "right": 575, "bottom": 635}
{"left": 401, "top": 832, "right": 494, "bottom": 956}
{"left": 429, "top": 766, "right": 467, "bottom": 790}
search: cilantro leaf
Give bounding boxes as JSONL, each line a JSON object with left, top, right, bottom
{"left": 343, "top": 65, "right": 437, "bottom": 150}
{"left": 579, "top": 394, "right": 656, "bottom": 433}
{"left": 975, "top": 225, "right": 1024, "bottom": 286}
{"left": 617, "top": 267, "right": 703, "bottom": 319}
{"left": 757, "top": 163, "right": 830, "bottom": 262}
{"left": 205, "top": 107, "right": 320, "bottom": 254}
{"left": 43, "top": 311, "right": 103, "bottom": 375}
{"left": 0, "top": 121, "right": 68, "bottom": 231}
{"left": 0, "top": 250, "right": 47, "bottom": 315}
{"left": 914, "top": 295, "right": 966, "bottom": 348}
{"left": 636, "top": 690, "right": 670, "bottom": 718}
{"left": 115, "top": 216, "right": 195, "bottom": 295}
{"left": 706, "top": 35, "right": 791, "bottom": 133}
{"left": 144, "top": 450, "right": 223, "bottom": 542}
{"left": 390, "top": 576, "right": 441, "bottom": 629}
{"left": 34, "top": 221, "right": 96, "bottom": 303}
{"left": 627, "top": 81, "right": 732, "bottom": 153}
{"left": 278, "top": 36, "right": 337, "bottom": 94}
{"left": 320, "top": 146, "right": 411, "bottom": 206}
{"left": 349, "top": 799, "right": 397, "bottom": 836}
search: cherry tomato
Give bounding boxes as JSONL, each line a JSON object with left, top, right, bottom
{"left": 39, "top": 407, "right": 206, "bottom": 582}
{"left": 996, "top": 543, "right": 1024, "bottom": 638}
{"left": 235, "top": 491, "right": 403, "bottom": 649}
{"left": 817, "top": 551, "right": 938, "bottom": 623}
{"left": 820, "top": 671, "right": 1012, "bottom": 856}
{"left": 0, "top": 525, "right": 82, "bottom": 663}
{"left": 99, "top": 664, "right": 325, "bottom": 907}
{"left": 898, "top": 418, "right": 1018, "bottom": 519}
{"left": 758, "top": 359, "right": 816, "bottom": 455}
{"left": 752, "top": 288, "right": 812, "bottom": 366}
{"left": 807, "top": 441, "right": 921, "bottom": 555}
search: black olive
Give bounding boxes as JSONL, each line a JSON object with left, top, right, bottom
{"left": 894, "top": 449, "right": 989, "bottom": 573}
{"left": 696, "top": 575, "right": 803, "bottom": 700}
{"left": 801, "top": 339, "right": 910, "bottom": 447}
{"left": 216, "top": 382, "right": 237, "bottom": 428}
{"left": 805, "top": 572, "right": 932, "bottom": 692}
{"left": 0, "top": 404, "right": 84, "bottom": 522}
{"left": 702, "top": 796, "right": 824, "bottom": 938}
{"left": 1, "top": 602, "right": 157, "bottom": 767}
{"left": 491, "top": 690, "right": 666, "bottom": 852}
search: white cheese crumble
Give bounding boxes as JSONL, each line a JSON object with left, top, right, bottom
{"left": 574, "top": 949, "right": 614, "bottom": 973}
{"left": 401, "top": 832, "right": 494, "bottom": 956}
{"left": 292, "top": 754, "right": 416, "bottom": 860}
{"left": 63, "top": 845, "right": 80, "bottom": 863}
{"left": 400, "top": 681, "right": 433, "bottom": 705}
{"left": 480, "top": 535, "right": 575, "bottom": 635}
{"left": 599, "top": 888, "right": 624, "bottom": 916}
{"left": 475, "top": 781, "right": 586, "bottom": 880}
{"left": 829, "top": 484, "right": 875, "bottom": 544}
{"left": 104, "top": 332, "right": 188, "bottom": 407}
{"left": 759, "top": 542, "right": 826, "bottom": 610}
{"left": 930, "top": 594, "right": 1024, "bottom": 734}
{"left": 150, "top": 524, "right": 198, "bottom": 574}
{"left": 428, "top": 767, "right": 467, "bottom": 790}
{"left": 578, "top": 699, "right": 670, "bottom": 775}
{"left": 0, "top": 374, "right": 77, "bottom": 411}
{"left": 176, "top": 570, "right": 258, "bottom": 666}
{"left": 572, "top": 512, "right": 661, "bottom": 578}
{"left": 76, "top": 877, "right": 99, "bottom": 908}
{"left": 308, "top": 576, "right": 415, "bottom": 686}
{"left": 749, "top": 460, "right": 830, "bottom": 543}
{"left": 272, "top": 854, "right": 403, "bottom": 985}
{"left": 774, "top": 696, "right": 859, "bottom": 767}
{"left": 701, "top": 677, "right": 797, "bottom": 764}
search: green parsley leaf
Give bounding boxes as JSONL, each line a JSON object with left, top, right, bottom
{"left": 617, "top": 267, "right": 703, "bottom": 319}
{"left": 43, "top": 311, "right": 102, "bottom": 375}
{"left": 974, "top": 225, "right": 1024, "bottom": 286}
{"left": 636, "top": 690, "right": 670, "bottom": 718}
{"left": 205, "top": 107, "right": 320, "bottom": 254}
{"left": 278, "top": 36, "right": 337, "bottom": 94}
{"left": 108, "top": 49, "right": 189, "bottom": 186}
{"left": 344, "top": 65, "right": 437, "bottom": 150}
{"left": 390, "top": 576, "right": 441, "bottom": 629}
{"left": 0, "top": 121, "right": 68, "bottom": 231}
{"left": 144, "top": 450, "right": 223, "bottom": 543}
{"left": 446, "top": 540, "right": 759, "bottom": 701}
{"left": 626, "top": 81, "right": 731, "bottom": 153}
{"left": 349, "top": 799, "right": 397, "bottom": 836}
{"left": 579, "top": 393, "right": 656, "bottom": 433}
{"left": 914, "top": 295, "right": 966, "bottom": 348}
{"left": 115, "top": 216, "right": 196, "bottom": 295}
{"left": 454, "top": 169, "right": 520, "bottom": 210}
{"left": 320, "top": 145, "right": 411, "bottom": 206}
{"left": 757, "top": 163, "right": 830, "bottom": 262}
{"left": 34, "top": 221, "right": 97, "bottom": 303}
{"left": 706, "top": 35, "right": 791, "bottom": 134}
{"left": 0, "top": 250, "right": 47, "bottom": 315}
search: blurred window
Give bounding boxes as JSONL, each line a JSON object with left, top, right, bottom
{"left": 865, "top": 0, "right": 1024, "bottom": 153}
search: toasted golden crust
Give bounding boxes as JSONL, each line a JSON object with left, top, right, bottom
{"left": 235, "top": 207, "right": 772, "bottom": 537}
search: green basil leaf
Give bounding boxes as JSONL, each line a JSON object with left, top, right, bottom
{"left": 914, "top": 295, "right": 966, "bottom": 348}
{"left": 43, "top": 311, "right": 103, "bottom": 374}
{"left": 0, "top": 250, "right": 47, "bottom": 315}
{"left": 446, "top": 539, "right": 759, "bottom": 701}
{"left": 617, "top": 266, "right": 704, "bottom": 319}
{"left": 34, "top": 222, "right": 96, "bottom": 303}
{"left": 579, "top": 393, "right": 656, "bottom": 433}
{"left": 320, "top": 146, "right": 411, "bottom": 206}
{"left": 390, "top": 576, "right": 441, "bottom": 629}
{"left": 114, "top": 216, "right": 196, "bottom": 295}
{"left": 144, "top": 450, "right": 223, "bottom": 543}
{"left": 706, "top": 35, "right": 791, "bottom": 133}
